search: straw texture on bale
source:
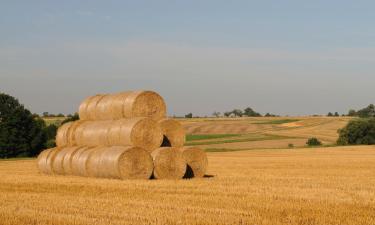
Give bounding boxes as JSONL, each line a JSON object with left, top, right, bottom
{"left": 151, "top": 147, "right": 187, "bottom": 179}
{"left": 179, "top": 147, "right": 208, "bottom": 178}
{"left": 37, "top": 148, "right": 53, "bottom": 174}
{"left": 70, "top": 146, "right": 92, "bottom": 176}
{"left": 75, "top": 146, "right": 103, "bottom": 177}
{"left": 73, "top": 118, "right": 163, "bottom": 150}
{"left": 78, "top": 121, "right": 112, "bottom": 146}
{"left": 66, "top": 120, "right": 86, "bottom": 146}
{"left": 87, "top": 146, "right": 153, "bottom": 179}
{"left": 62, "top": 146, "right": 87, "bottom": 175}
{"left": 78, "top": 95, "right": 95, "bottom": 120}
{"left": 52, "top": 147, "right": 76, "bottom": 175}
{"left": 78, "top": 91, "right": 166, "bottom": 121}
{"left": 158, "top": 119, "right": 186, "bottom": 147}
{"left": 44, "top": 148, "right": 61, "bottom": 175}
{"left": 55, "top": 122, "right": 73, "bottom": 147}
{"left": 123, "top": 91, "right": 166, "bottom": 121}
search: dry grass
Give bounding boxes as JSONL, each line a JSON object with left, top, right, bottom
{"left": 1, "top": 145, "right": 375, "bottom": 225}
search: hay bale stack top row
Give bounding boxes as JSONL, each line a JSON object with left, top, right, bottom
{"left": 79, "top": 91, "right": 167, "bottom": 121}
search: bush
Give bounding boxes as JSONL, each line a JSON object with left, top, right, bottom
{"left": 61, "top": 113, "right": 79, "bottom": 125}
{"left": 0, "top": 93, "right": 47, "bottom": 158}
{"left": 45, "top": 139, "right": 56, "bottom": 148}
{"left": 337, "top": 118, "right": 375, "bottom": 145}
{"left": 306, "top": 137, "right": 322, "bottom": 146}
{"left": 288, "top": 143, "right": 294, "bottom": 148}
{"left": 185, "top": 113, "right": 193, "bottom": 118}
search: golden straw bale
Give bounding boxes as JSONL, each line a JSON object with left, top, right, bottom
{"left": 79, "top": 121, "right": 111, "bottom": 147}
{"left": 70, "top": 146, "right": 92, "bottom": 176}
{"left": 179, "top": 147, "right": 208, "bottom": 178}
{"left": 87, "top": 146, "right": 153, "bottom": 179}
{"left": 151, "top": 147, "right": 186, "bottom": 179}
{"left": 85, "top": 94, "right": 105, "bottom": 120}
{"left": 75, "top": 146, "right": 102, "bottom": 177}
{"left": 78, "top": 91, "right": 166, "bottom": 120}
{"left": 78, "top": 95, "right": 95, "bottom": 120}
{"left": 52, "top": 147, "right": 78, "bottom": 175}
{"left": 74, "top": 118, "right": 163, "bottom": 150}
{"left": 158, "top": 119, "right": 186, "bottom": 147}
{"left": 44, "top": 148, "right": 61, "bottom": 175}
{"left": 62, "top": 146, "right": 87, "bottom": 175}
{"left": 55, "top": 122, "right": 73, "bottom": 147}
{"left": 37, "top": 148, "right": 53, "bottom": 174}
{"left": 123, "top": 91, "right": 166, "bottom": 121}
{"left": 66, "top": 120, "right": 85, "bottom": 146}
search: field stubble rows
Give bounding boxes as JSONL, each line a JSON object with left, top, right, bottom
{"left": 1, "top": 146, "right": 375, "bottom": 225}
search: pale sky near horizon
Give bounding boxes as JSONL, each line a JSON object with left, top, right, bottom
{"left": 1, "top": 1, "right": 375, "bottom": 116}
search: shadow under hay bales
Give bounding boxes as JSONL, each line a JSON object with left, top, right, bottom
{"left": 160, "top": 136, "right": 172, "bottom": 147}
{"left": 203, "top": 174, "right": 215, "bottom": 178}
{"left": 183, "top": 165, "right": 194, "bottom": 179}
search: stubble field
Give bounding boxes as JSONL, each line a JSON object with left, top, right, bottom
{"left": 1, "top": 117, "right": 375, "bottom": 225}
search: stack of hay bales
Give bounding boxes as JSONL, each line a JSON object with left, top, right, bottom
{"left": 37, "top": 91, "right": 208, "bottom": 180}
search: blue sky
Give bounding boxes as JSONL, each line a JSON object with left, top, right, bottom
{"left": 1, "top": 1, "right": 375, "bottom": 116}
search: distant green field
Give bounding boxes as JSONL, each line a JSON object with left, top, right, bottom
{"left": 253, "top": 119, "right": 300, "bottom": 125}
{"left": 185, "top": 134, "right": 242, "bottom": 141}
{"left": 43, "top": 117, "right": 66, "bottom": 126}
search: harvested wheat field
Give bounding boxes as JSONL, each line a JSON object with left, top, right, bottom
{"left": 1, "top": 145, "right": 375, "bottom": 225}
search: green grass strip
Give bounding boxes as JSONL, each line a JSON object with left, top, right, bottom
{"left": 186, "top": 133, "right": 242, "bottom": 141}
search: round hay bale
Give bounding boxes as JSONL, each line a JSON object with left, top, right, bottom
{"left": 71, "top": 118, "right": 162, "bottom": 149}
{"left": 77, "top": 90, "right": 166, "bottom": 120}
{"left": 111, "top": 91, "right": 132, "bottom": 119}
{"left": 66, "top": 120, "right": 85, "bottom": 146}
{"left": 62, "top": 146, "right": 87, "bottom": 175}
{"left": 179, "top": 147, "right": 208, "bottom": 178}
{"left": 86, "top": 146, "right": 107, "bottom": 177}
{"left": 123, "top": 91, "right": 166, "bottom": 121}
{"left": 52, "top": 147, "right": 77, "bottom": 175}
{"left": 88, "top": 146, "right": 153, "bottom": 179}
{"left": 158, "top": 119, "right": 186, "bottom": 147}
{"left": 78, "top": 95, "right": 95, "bottom": 120}
{"left": 75, "top": 146, "right": 102, "bottom": 177}
{"left": 117, "top": 118, "right": 163, "bottom": 151}
{"left": 55, "top": 122, "right": 73, "bottom": 147}
{"left": 95, "top": 94, "right": 119, "bottom": 120}
{"left": 151, "top": 147, "right": 186, "bottom": 179}
{"left": 80, "top": 121, "right": 111, "bottom": 146}
{"left": 37, "top": 148, "right": 53, "bottom": 174}
{"left": 45, "top": 148, "right": 61, "bottom": 175}
{"left": 70, "top": 146, "right": 92, "bottom": 176}
{"left": 85, "top": 94, "right": 105, "bottom": 120}
{"left": 73, "top": 121, "right": 89, "bottom": 146}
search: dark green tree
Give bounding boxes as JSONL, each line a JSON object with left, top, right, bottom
{"left": 224, "top": 111, "right": 231, "bottom": 117}
{"left": 337, "top": 118, "right": 375, "bottom": 145}
{"left": 232, "top": 109, "right": 243, "bottom": 117}
{"left": 327, "top": 112, "right": 333, "bottom": 117}
{"left": 185, "top": 113, "right": 193, "bottom": 118}
{"left": 243, "top": 107, "right": 261, "bottom": 117}
{"left": 306, "top": 137, "right": 322, "bottom": 146}
{"left": 357, "top": 104, "right": 375, "bottom": 118}
{"left": 348, "top": 109, "right": 357, "bottom": 117}
{"left": 0, "top": 93, "right": 46, "bottom": 158}
{"left": 334, "top": 112, "right": 340, "bottom": 117}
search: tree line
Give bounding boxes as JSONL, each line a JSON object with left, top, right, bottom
{"left": 0, "top": 93, "right": 78, "bottom": 158}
